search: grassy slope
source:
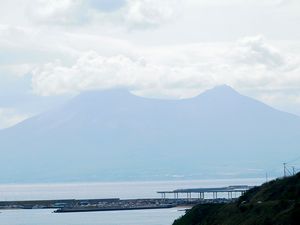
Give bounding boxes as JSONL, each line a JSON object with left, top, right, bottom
{"left": 173, "top": 173, "right": 300, "bottom": 225}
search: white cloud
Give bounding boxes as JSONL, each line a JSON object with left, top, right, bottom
{"left": 0, "top": 63, "right": 34, "bottom": 77}
{"left": 26, "top": 0, "right": 182, "bottom": 29}
{"left": 31, "top": 51, "right": 211, "bottom": 98}
{"left": 0, "top": 0, "right": 300, "bottom": 115}
{"left": 31, "top": 35, "right": 300, "bottom": 102}
{"left": 28, "top": 0, "right": 88, "bottom": 25}
{"left": 234, "top": 36, "right": 286, "bottom": 68}
{"left": 124, "top": 0, "right": 182, "bottom": 28}
{"left": 0, "top": 108, "right": 30, "bottom": 129}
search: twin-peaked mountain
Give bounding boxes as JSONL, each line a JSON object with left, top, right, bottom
{"left": 1, "top": 85, "right": 300, "bottom": 183}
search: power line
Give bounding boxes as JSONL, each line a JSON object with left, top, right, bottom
{"left": 283, "top": 161, "right": 300, "bottom": 177}
{"left": 261, "top": 155, "right": 300, "bottom": 181}
{"left": 283, "top": 163, "right": 287, "bottom": 177}
{"left": 286, "top": 155, "right": 300, "bottom": 164}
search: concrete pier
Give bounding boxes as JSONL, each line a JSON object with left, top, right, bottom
{"left": 0, "top": 185, "right": 252, "bottom": 212}
{"left": 157, "top": 185, "right": 252, "bottom": 200}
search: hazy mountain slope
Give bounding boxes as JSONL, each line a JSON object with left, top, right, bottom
{"left": 0, "top": 85, "right": 300, "bottom": 183}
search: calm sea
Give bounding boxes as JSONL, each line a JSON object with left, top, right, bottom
{"left": 0, "top": 178, "right": 264, "bottom": 225}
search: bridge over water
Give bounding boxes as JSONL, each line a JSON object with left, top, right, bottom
{"left": 157, "top": 185, "right": 252, "bottom": 200}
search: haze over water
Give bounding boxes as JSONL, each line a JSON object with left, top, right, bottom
{"left": 0, "top": 179, "right": 264, "bottom": 225}
{"left": 0, "top": 178, "right": 264, "bottom": 201}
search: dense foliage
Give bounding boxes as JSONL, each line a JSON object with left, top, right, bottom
{"left": 173, "top": 173, "right": 300, "bottom": 225}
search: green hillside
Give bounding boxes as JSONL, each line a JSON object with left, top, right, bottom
{"left": 173, "top": 173, "right": 300, "bottom": 225}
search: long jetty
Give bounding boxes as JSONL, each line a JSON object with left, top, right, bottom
{"left": 0, "top": 185, "right": 253, "bottom": 213}
{"left": 157, "top": 185, "right": 252, "bottom": 200}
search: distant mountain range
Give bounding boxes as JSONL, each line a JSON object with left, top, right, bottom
{"left": 1, "top": 85, "right": 300, "bottom": 183}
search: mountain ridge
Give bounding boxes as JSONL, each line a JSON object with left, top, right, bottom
{"left": 0, "top": 85, "right": 300, "bottom": 183}
{"left": 3, "top": 84, "right": 299, "bottom": 132}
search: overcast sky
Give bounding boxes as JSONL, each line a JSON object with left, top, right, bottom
{"left": 0, "top": 0, "right": 300, "bottom": 129}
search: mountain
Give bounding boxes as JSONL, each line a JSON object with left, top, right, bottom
{"left": 173, "top": 172, "right": 300, "bottom": 225}
{"left": 0, "top": 85, "right": 300, "bottom": 183}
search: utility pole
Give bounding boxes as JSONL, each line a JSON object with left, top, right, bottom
{"left": 265, "top": 172, "right": 268, "bottom": 182}
{"left": 283, "top": 163, "right": 287, "bottom": 177}
{"left": 292, "top": 166, "right": 295, "bottom": 175}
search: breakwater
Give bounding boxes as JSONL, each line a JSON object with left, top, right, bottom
{"left": 0, "top": 197, "right": 233, "bottom": 213}
{"left": 0, "top": 185, "right": 250, "bottom": 213}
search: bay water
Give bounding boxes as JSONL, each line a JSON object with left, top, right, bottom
{"left": 0, "top": 178, "right": 264, "bottom": 225}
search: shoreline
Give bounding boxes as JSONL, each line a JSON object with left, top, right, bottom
{"left": 53, "top": 204, "right": 175, "bottom": 213}
{"left": 0, "top": 197, "right": 230, "bottom": 212}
